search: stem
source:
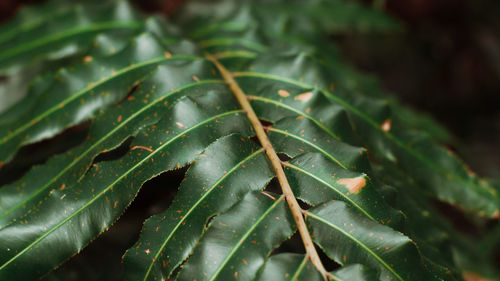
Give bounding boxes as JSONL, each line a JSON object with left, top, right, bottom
{"left": 206, "top": 53, "right": 332, "bottom": 279}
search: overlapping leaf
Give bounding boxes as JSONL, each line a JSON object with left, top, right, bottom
{"left": 0, "top": 87, "right": 253, "bottom": 279}
{"left": 306, "top": 201, "right": 443, "bottom": 281}
{"left": 0, "top": 18, "right": 221, "bottom": 228}
{"left": 179, "top": 0, "right": 499, "bottom": 217}
{"left": 257, "top": 254, "right": 378, "bottom": 281}
{"left": 0, "top": 31, "right": 187, "bottom": 163}
{"left": 0, "top": 0, "right": 495, "bottom": 281}
{"left": 236, "top": 50, "right": 499, "bottom": 217}
{"left": 0, "top": 0, "right": 141, "bottom": 74}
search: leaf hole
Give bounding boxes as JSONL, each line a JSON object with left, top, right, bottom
{"left": 249, "top": 135, "right": 261, "bottom": 147}
{"left": 204, "top": 213, "right": 218, "bottom": 230}
{"left": 277, "top": 152, "right": 291, "bottom": 162}
{"left": 269, "top": 231, "right": 305, "bottom": 256}
{"left": 80, "top": 136, "right": 135, "bottom": 178}
{"left": 263, "top": 177, "right": 282, "bottom": 195}
{"left": 0, "top": 120, "right": 91, "bottom": 187}
{"left": 297, "top": 198, "right": 312, "bottom": 210}
{"left": 133, "top": 166, "right": 188, "bottom": 216}
{"left": 259, "top": 118, "right": 274, "bottom": 128}
{"left": 93, "top": 136, "right": 134, "bottom": 164}
{"left": 44, "top": 166, "right": 188, "bottom": 279}
{"left": 315, "top": 243, "right": 341, "bottom": 271}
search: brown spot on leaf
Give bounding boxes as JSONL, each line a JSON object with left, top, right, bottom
{"left": 59, "top": 184, "right": 66, "bottom": 191}
{"left": 164, "top": 51, "right": 172, "bottom": 58}
{"left": 294, "top": 92, "right": 313, "bottom": 102}
{"left": 381, "top": 119, "right": 392, "bottom": 132}
{"left": 337, "top": 176, "right": 366, "bottom": 194}
{"left": 278, "top": 89, "right": 290, "bottom": 97}
{"left": 117, "top": 115, "right": 122, "bottom": 122}
{"left": 329, "top": 83, "right": 335, "bottom": 91}
{"left": 192, "top": 75, "right": 200, "bottom": 82}
{"left": 83, "top": 56, "right": 93, "bottom": 64}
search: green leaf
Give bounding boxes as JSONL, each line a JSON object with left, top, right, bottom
{"left": 306, "top": 200, "right": 442, "bottom": 281}
{"left": 0, "top": 90, "right": 252, "bottom": 280}
{"left": 123, "top": 134, "right": 273, "bottom": 281}
{"left": 0, "top": 57, "right": 221, "bottom": 228}
{"left": 0, "top": 0, "right": 141, "bottom": 74}
{"left": 239, "top": 50, "right": 499, "bottom": 217}
{"left": 179, "top": 0, "right": 497, "bottom": 215}
{"left": 257, "top": 253, "right": 378, "bottom": 281}
{"left": 0, "top": 31, "right": 193, "bottom": 164}
{"left": 120, "top": 57, "right": 406, "bottom": 281}
{"left": 176, "top": 191, "right": 294, "bottom": 281}
{"left": 257, "top": 253, "right": 325, "bottom": 281}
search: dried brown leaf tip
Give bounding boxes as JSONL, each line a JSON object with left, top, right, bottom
{"left": 337, "top": 176, "right": 367, "bottom": 194}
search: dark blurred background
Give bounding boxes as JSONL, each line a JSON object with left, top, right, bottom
{"left": 1, "top": 0, "right": 499, "bottom": 280}
{"left": 350, "top": 0, "right": 500, "bottom": 180}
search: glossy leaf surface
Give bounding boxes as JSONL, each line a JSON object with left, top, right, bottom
{"left": 0, "top": 0, "right": 495, "bottom": 281}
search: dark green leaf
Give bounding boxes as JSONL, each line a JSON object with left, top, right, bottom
{"left": 306, "top": 201, "right": 443, "bottom": 281}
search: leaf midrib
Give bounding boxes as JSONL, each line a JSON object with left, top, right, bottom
{"left": 0, "top": 109, "right": 244, "bottom": 271}
{"left": 207, "top": 53, "right": 330, "bottom": 277}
